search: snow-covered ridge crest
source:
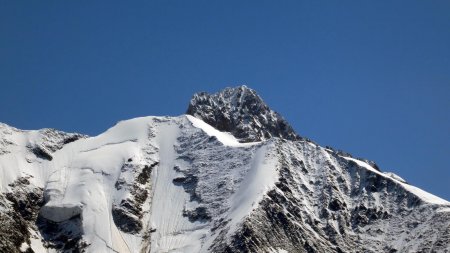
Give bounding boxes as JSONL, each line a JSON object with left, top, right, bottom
{"left": 341, "top": 156, "right": 449, "bottom": 205}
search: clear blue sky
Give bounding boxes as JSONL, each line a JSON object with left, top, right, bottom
{"left": 1, "top": 1, "right": 449, "bottom": 200}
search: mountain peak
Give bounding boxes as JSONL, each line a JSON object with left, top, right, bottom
{"left": 1, "top": 87, "right": 449, "bottom": 252}
{"left": 186, "top": 85, "right": 300, "bottom": 142}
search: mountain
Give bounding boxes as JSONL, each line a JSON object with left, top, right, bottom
{"left": 0, "top": 86, "right": 449, "bottom": 253}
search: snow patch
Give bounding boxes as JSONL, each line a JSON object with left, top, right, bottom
{"left": 383, "top": 172, "right": 406, "bottom": 183}
{"left": 19, "top": 242, "right": 29, "bottom": 252}
{"left": 227, "top": 142, "right": 279, "bottom": 234}
{"left": 186, "top": 115, "right": 259, "bottom": 147}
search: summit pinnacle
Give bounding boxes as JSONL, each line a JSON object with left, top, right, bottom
{"left": 187, "top": 85, "right": 300, "bottom": 142}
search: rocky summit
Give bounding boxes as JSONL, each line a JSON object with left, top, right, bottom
{"left": 187, "top": 85, "right": 300, "bottom": 142}
{"left": 0, "top": 86, "right": 449, "bottom": 253}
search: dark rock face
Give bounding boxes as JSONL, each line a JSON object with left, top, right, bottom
{"left": 183, "top": 206, "right": 211, "bottom": 222}
{"left": 36, "top": 214, "right": 86, "bottom": 252}
{"left": 112, "top": 201, "right": 143, "bottom": 233}
{"left": 187, "top": 85, "right": 301, "bottom": 142}
{"left": 113, "top": 157, "right": 158, "bottom": 234}
{"left": 0, "top": 177, "right": 44, "bottom": 253}
{"left": 29, "top": 145, "right": 53, "bottom": 161}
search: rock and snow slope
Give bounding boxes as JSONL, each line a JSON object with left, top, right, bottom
{"left": 0, "top": 86, "right": 449, "bottom": 253}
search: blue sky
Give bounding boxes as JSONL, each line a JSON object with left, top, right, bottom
{"left": 1, "top": 1, "right": 449, "bottom": 200}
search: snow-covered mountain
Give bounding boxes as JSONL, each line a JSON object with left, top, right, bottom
{"left": 0, "top": 86, "right": 449, "bottom": 253}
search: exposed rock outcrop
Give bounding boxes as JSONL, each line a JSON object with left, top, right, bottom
{"left": 187, "top": 85, "right": 300, "bottom": 142}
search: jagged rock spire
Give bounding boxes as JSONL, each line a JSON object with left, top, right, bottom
{"left": 186, "top": 85, "right": 300, "bottom": 142}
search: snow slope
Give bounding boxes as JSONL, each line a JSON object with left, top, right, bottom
{"left": 0, "top": 115, "right": 283, "bottom": 252}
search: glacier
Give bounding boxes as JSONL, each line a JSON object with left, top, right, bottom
{"left": 0, "top": 86, "right": 449, "bottom": 253}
